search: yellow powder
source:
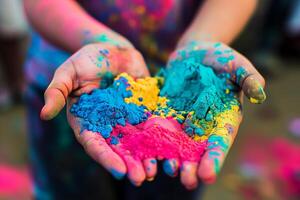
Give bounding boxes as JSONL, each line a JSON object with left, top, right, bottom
{"left": 118, "top": 73, "right": 162, "bottom": 111}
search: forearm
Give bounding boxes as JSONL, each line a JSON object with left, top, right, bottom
{"left": 178, "top": 0, "right": 257, "bottom": 47}
{"left": 24, "top": 0, "right": 129, "bottom": 52}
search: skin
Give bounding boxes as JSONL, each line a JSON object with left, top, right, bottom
{"left": 24, "top": 0, "right": 131, "bottom": 52}
{"left": 25, "top": 0, "right": 265, "bottom": 189}
{"left": 41, "top": 43, "right": 150, "bottom": 185}
{"left": 162, "top": 41, "right": 266, "bottom": 189}
{"left": 162, "top": 0, "right": 265, "bottom": 189}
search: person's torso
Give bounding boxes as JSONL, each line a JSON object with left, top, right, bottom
{"left": 25, "top": 0, "right": 201, "bottom": 88}
{"left": 78, "top": 0, "right": 200, "bottom": 61}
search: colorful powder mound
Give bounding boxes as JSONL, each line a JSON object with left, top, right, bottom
{"left": 70, "top": 62, "right": 241, "bottom": 164}
{"left": 109, "top": 117, "right": 207, "bottom": 162}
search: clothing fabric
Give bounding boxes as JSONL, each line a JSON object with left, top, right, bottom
{"left": 25, "top": 0, "right": 201, "bottom": 88}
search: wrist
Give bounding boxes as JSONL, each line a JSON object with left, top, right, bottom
{"left": 176, "top": 32, "right": 221, "bottom": 49}
{"left": 82, "top": 29, "right": 133, "bottom": 48}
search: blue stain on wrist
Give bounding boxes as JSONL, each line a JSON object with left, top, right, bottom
{"left": 110, "top": 168, "right": 125, "bottom": 180}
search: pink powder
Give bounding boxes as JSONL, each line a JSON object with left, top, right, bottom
{"left": 0, "top": 164, "right": 32, "bottom": 196}
{"left": 108, "top": 117, "right": 207, "bottom": 164}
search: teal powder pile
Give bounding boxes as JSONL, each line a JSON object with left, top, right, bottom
{"left": 160, "top": 56, "right": 228, "bottom": 119}
{"left": 159, "top": 53, "right": 238, "bottom": 136}
{"left": 70, "top": 75, "right": 149, "bottom": 138}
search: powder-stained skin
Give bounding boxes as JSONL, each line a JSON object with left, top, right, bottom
{"left": 70, "top": 75, "right": 149, "bottom": 138}
{"left": 70, "top": 56, "right": 241, "bottom": 166}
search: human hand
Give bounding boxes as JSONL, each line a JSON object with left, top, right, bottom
{"left": 40, "top": 42, "right": 152, "bottom": 185}
{"left": 163, "top": 41, "right": 266, "bottom": 189}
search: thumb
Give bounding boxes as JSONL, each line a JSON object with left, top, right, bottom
{"left": 196, "top": 46, "right": 266, "bottom": 104}
{"left": 234, "top": 59, "right": 266, "bottom": 104}
{"left": 40, "top": 61, "right": 76, "bottom": 120}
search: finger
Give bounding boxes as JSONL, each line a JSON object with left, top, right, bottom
{"left": 225, "top": 62, "right": 266, "bottom": 104}
{"left": 202, "top": 46, "right": 266, "bottom": 104}
{"left": 40, "top": 60, "right": 77, "bottom": 120}
{"left": 80, "top": 130, "right": 127, "bottom": 180}
{"left": 198, "top": 132, "right": 232, "bottom": 183}
{"left": 198, "top": 129, "right": 238, "bottom": 183}
{"left": 123, "top": 154, "right": 146, "bottom": 186}
{"left": 110, "top": 144, "right": 146, "bottom": 186}
{"left": 198, "top": 107, "right": 241, "bottom": 183}
{"left": 234, "top": 64, "right": 266, "bottom": 104}
{"left": 180, "top": 161, "right": 198, "bottom": 190}
{"left": 163, "top": 159, "right": 179, "bottom": 177}
{"left": 197, "top": 145, "right": 224, "bottom": 184}
{"left": 143, "top": 158, "right": 157, "bottom": 181}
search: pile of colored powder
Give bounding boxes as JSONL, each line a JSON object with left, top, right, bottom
{"left": 71, "top": 60, "right": 241, "bottom": 163}
{"left": 108, "top": 117, "right": 207, "bottom": 162}
{"left": 70, "top": 75, "right": 149, "bottom": 138}
{"left": 157, "top": 57, "right": 240, "bottom": 139}
{"left": 70, "top": 72, "right": 208, "bottom": 162}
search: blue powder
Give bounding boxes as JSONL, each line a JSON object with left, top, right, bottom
{"left": 150, "top": 159, "right": 157, "bottom": 164}
{"left": 209, "top": 151, "right": 221, "bottom": 157}
{"left": 163, "top": 160, "right": 176, "bottom": 177}
{"left": 214, "top": 42, "right": 222, "bottom": 48}
{"left": 235, "top": 67, "right": 248, "bottom": 84}
{"left": 217, "top": 55, "right": 235, "bottom": 65}
{"left": 110, "top": 136, "right": 119, "bottom": 145}
{"left": 109, "top": 168, "right": 125, "bottom": 180}
{"left": 195, "top": 128, "right": 204, "bottom": 136}
{"left": 207, "top": 135, "right": 230, "bottom": 152}
{"left": 70, "top": 76, "right": 148, "bottom": 138}
{"left": 214, "top": 50, "right": 222, "bottom": 55}
{"left": 98, "top": 72, "right": 114, "bottom": 89}
{"left": 117, "top": 133, "right": 123, "bottom": 138}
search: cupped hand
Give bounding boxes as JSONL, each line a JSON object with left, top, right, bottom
{"left": 40, "top": 42, "right": 152, "bottom": 185}
{"left": 163, "top": 41, "right": 266, "bottom": 189}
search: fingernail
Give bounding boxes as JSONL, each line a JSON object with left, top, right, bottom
{"left": 110, "top": 168, "right": 125, "bottom": 180}
{"left": 243, "top": 78, "right": 266, "bottom": 104}
{"left": 150, "top": 159, "right": 157, "bottom": 164}
{"left": 186, "top": 183, "right": 198, "bottom": 190}
{"left": 130, "top": 180, "right": 142, "bottom": 186}
{"left": 147, "top": 177, "right": 154, "bottom": 182}
{"left": 163, "top": 161, "right": 177, "bottom": 177}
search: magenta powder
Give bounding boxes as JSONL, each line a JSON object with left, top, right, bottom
{"left": 107, "top": 117, "right": 207, "bottom": 163}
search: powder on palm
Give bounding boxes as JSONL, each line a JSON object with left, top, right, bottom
{"left": 108, "top": 117, "right": 207, "bottom": 162}
{"left": 157, "top": 57, "right": 239, "bottom": 137}
{"left": 71, "top": 61, "right": 240, "bottom": 164}
{"left": 70, "top": 75, "right": 149, "bottom": 138}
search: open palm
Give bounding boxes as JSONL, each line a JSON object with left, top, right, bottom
{"left": 163, "top": 41, "right": 266, "bottom": 189}
{"left": 40, "top": 43, "right": 151, "bottom": 185}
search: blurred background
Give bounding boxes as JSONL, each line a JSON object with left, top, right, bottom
{"left": 0, "top": 0, "right": 299, "bottom": 199}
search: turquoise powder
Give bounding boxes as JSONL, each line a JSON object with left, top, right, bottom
{"left": 159, "top": 51, "right": 239, "bottom": 135}
{"left": 71, "top": 45, "right": 239, "bottom": 139}
{"left": 160, "top": 56, "right": 228, "bottom": 119}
